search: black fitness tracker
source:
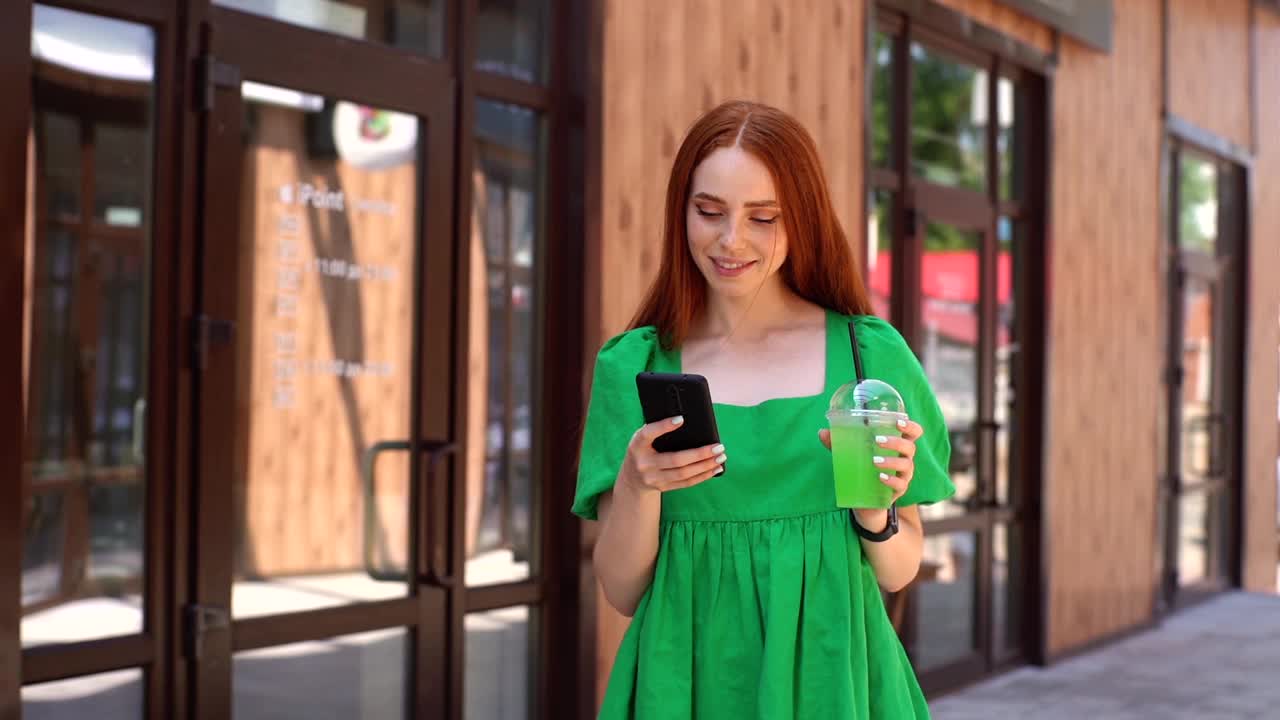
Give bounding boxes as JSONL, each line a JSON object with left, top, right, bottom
{"left": 852, "top": 504, "right": 898, "bottom": 542}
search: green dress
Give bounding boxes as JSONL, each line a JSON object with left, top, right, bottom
{"left": 572, "top": 311, "right": 955, "bottom": 719}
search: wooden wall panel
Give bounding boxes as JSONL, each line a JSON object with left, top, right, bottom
{"left": 1241, "top": 8, "right": 1280, "bottom": 593}
{"left": 933, "top": 0, "right": 1053, "bottom": 53}
{"left": 593, "top": 0, "right": 865, "bottom": 339}
{"left": 591, "top": 0, "right": 865, "bottom": 701}
{"left": 1046, "top": 0, "right": 1164, "bottom": 655}
{"left": 1169, "top": 0, "right": 1252, "bottom": 147}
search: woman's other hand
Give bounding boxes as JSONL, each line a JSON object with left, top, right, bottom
{"left": 817, "top": 417, "right": 924, "bottom": 504}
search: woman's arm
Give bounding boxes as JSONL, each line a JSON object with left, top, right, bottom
{"left": 820, "top": 420, "right": 929, "bottom": 592}
{"left": 592, "top": 419, "right": 726, "bottom": 617}
{"left": 852, "top": 505, "right": 923, "bottom": 593}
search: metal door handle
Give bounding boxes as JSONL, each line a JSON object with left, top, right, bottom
{"left": 361, "top": 440, "right": 457, "bottom": 584}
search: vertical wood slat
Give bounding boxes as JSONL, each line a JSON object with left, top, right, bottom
{"left": 1242, "top": 8, "right": 1280, "bottom": 594}
{"left": 1046, "top": 0, "right": 1164, "bottom": 654}
{"left": 1168, "top": 0, "right": 1252, "bottom": 148}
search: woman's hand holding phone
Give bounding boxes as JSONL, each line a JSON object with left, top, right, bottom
{"left": 618, "top": 416, "right": 728, "bottom": 496}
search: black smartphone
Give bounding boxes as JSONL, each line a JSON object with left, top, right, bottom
{"left": 635, "top": 372, "right": 723, "bottom": 461}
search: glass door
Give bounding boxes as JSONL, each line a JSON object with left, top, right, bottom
{"left": 1162, "top": 144, "right": 1245, "bottom": 607}
{"left": 868, "top": 8, "right": 1046, "bottom": 695}
{"left": 190, "top": 7, "right": 456, "bottom": 718}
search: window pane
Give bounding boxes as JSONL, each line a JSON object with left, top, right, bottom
{"left": 917, "top": 222, "right": 981, "bottom": 521}
{"left": 234, "top": 628, "right": 407, "bottom": 719}
{"left": 871, "top": 31, "right": 894, "bottom": 168}
{"left": 996, "top": 217, "right": 1015, "bottom": 506}
{"left": 998, "top": 76, "right": 1018, "bottom": 201}
{"left": 466, "top": 606, "right": 532, "bottom": 720}
{"left": 23, "top": 4, "right": 154, "bottom": 648}
{"left": 993, "top": 523, "right": 1024, "bottom": 654}
{"left": 215, "top": 0, "right": 443, "bottom": 57}
{"left": 866, "top": 189, "right": 893, "bottom": 319}
{"left": 911, "top": 42, "right": 985, "bottom": 192}
{"left": 23, "top": 667, "right": 143, "bottom": 719}
{"left": 231, "top": 87, "right": 420, "bottom": 617}
{"left": 913, "top": 531, "right": 977, "bottom": 670}
{"left": 1179, "top": 152, "right": 1218, "bottom": 253}
{"left": 467, "top": 101, "right": 543, "bottom": 587}
{"left": 1178, "top": 490, "right": 1225, "bottom": 587}
{"left": 476, "top": 0, "right": 547, "bottom": 83}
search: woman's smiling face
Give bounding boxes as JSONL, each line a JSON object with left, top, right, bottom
{"left": 685, "top": 146, "right": 787, "bottom": 299}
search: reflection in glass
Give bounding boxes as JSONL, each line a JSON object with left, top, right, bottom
{"left": 466, "top": 606, "right": 531, "bottom": 720}
{"left": 995, "top": 217, "right": 1015, "bottom": 506}
{"left": 467, "top": 101, "right": 543, "bottom": 587}
{"left": 911, "top": 42, "right": 985, "bottom": 191}
{"left": 914, "top": 531, "right": 976, "bottom": 670}
{"left": 871, "top": 31, "right": 894, "bottom": 168}
{"left": 992, "top": 524, "right": 1023, "bottom": 654}
{"left": 234, "top": 628, "right": 407, "bottom": 719}
{"left": 1179, "top": 275, "right": 1214, "bottom": 481}
{"left": 231, "top": 86, "right": 420, "bottom": 617}
{"left": 997, "top": 76, "right": 1017, "bottom": 201}
{"left": 22, "top": 667, "right": 143, "bottom": 720}
{"left": 1178, "top": 152, "right": 1218, "bottom": 253}
{"left": 23, "top": 5, "right": 154, "bottom": 648}
{"left": 866, "top": 190, "right": 893, "bottom": 319}
{"left": 215, "top": 0, "right": 443, "bottom": 57}
{"left": 918, "top": 223, "right": 980, "bottom": 521}
{"left": 476, "top": 0, "right": 547, "bottom": 83}
{"left": 1178, "top": 491, "right": 1220, "bottom": 587}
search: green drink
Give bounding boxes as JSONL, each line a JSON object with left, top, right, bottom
{"left": 829, "top": 416, "right": 900, "bottom": 509}
{"left": 826, "top": 378, "right": 907, "bottom": 510}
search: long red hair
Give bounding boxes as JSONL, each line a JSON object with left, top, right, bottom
{"left": 629, "top": 100, "right": 874, "bottom": 348}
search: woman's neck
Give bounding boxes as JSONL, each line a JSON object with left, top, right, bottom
{"left": 698, "top": 277, "right": 811, "bottom": 342}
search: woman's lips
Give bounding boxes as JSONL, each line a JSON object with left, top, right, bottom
{"left": 710, "top": 257, "right": 758, "bottom": 278}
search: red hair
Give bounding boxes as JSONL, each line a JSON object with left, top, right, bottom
{"left": 629, "top": 100, "right": 873, "bottom": 348}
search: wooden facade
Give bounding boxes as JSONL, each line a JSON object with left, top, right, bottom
{"left": 1243, "top": 6, "right": 1280, "bottom": 593}
{"left": 585, "top": 0, "right": 1280, "bottom": 702}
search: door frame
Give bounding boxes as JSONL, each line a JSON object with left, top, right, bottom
{"left": 189, "top": 7, "right": 457, "bottom": 717}
{"left": 1158, "top": 121, "right": 1250, "bottom": 613}
{"left": 866, "top": 0, "right": 1052, "bottom": 695}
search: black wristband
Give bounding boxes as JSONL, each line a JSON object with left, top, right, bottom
{"left": 852, "top": 504, "right": 898, "bottom": 542}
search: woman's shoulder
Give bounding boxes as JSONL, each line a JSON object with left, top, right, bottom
{"left": 593, "top": 325, "right": 661, "bottom": 371}
{"left": 836, "top": 312, "right": 912, "bottom": 355}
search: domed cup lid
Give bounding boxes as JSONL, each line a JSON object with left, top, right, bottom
{"left": 826, "top": 378, "right": 906, "bottom": 417}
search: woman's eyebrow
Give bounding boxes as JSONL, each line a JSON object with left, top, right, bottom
{"left": 692, "top": 192, "right": 778, "bottom": 209}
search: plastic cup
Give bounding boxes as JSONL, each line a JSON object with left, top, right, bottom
{"left": 826, "top": 379, "right": 907, "bottom": 510}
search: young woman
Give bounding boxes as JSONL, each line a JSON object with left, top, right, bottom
{"left": 572, "top": 100, "right": 955, "bottom": 719}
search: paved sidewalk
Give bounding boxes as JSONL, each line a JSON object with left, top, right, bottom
{"left": 931, "top": 592, "right": 1280, "bottom": 720}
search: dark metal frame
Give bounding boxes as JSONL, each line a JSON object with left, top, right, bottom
{"left": 867, "top": 1, "right": 1050, "bottom": 697}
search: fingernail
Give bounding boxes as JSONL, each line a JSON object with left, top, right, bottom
{"left": 715, "top": 453, "right": 728, "bottom": 464}
{"left": 671, "top": 416, "right": 684, "bottom": 426}
{"left": 711, "top": 444, "right": 725, "bottom": 454}
{"left": 873, "top": 456, "right": 885, "bottom": 465}
{"left": 715, "top": 467, "right": 724, "bottom": 475}
{"left": 880, "top": 472, "right": 891, "bottom": 482}
{"left": 875, "top": 435, "right": 888, "bottom": 445}
{"left": 897, "top": 419, "right": 907, "bottom": 428}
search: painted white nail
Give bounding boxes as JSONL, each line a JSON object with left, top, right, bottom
{"left": 671, "top": 416, "right": 684, "bottom": 426}
{"left": 715, "top": 467, "right": 724, "bottom": 475}
{"left": 897, "top": 418, "right": 907, "bottom": 428}
{"left": 880, "top": 472, "right": 891, "bottom": 482}
{"left": 715, "top": 454, "right": 728, "bottom": 464}
{"left": 873, "top": 456, "right": 885, "bottom": 465}
{"left": 875, "top": 435, "right": 888, "bottom": 444}
{"left": 711, "top": 444, "right": 725, "bottom": 455}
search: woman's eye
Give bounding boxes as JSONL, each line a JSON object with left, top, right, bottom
{"left": 696, "top": 207, "right": 722, "bottom": 218}
{"left": 752, "top": 216, "right": 779, "bottom": 225}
